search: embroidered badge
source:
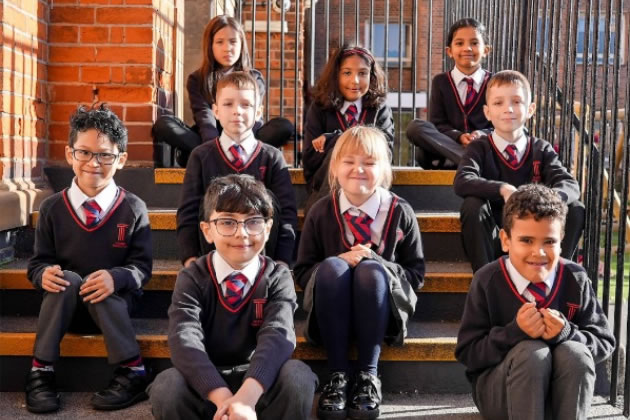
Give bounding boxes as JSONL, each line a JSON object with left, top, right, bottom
{"left": 566, "top": 303, "right": 580, "bottom": 321}
{"left": 113, "top": 224, "right": 129, "bottom": 248}
{"left": 532, "top": 160, "right": 541, "bottom": 183}
{"left": 251, "top": 298, "right": 267, "bottom": 327}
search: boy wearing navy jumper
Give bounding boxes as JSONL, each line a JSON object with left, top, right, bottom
{"left": 25, "top": 105, "right": 152, "bottom": 413}
{"left": 407, "top": 18, "right": 493, "bottom": 168}
{"left": 455, "top": 184, "right": 615, "bottom": 420}
{"left": 149, "top": 174, "right": 317, "bottom": 420}
{"left": 454, "top": 70, "right": 585, "bottom": 272}
{"left": 177, "top": 71, "right": 297, "bottom": 267}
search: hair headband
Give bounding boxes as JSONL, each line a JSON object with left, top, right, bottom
{"left": 342, "top": 48, "right": 374, "bottom": 64}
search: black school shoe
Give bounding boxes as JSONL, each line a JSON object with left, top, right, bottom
{"left": 25, "top": 369, "right": 60, "bottom": 413}
{"left": 91, "top": 366, "right": 149, "bottom": 410}
{"left": 348, "top": 371, "right": 382, "bottom": 419}
{"left": 317, "top": 371, "right": 349, "bottom": 420}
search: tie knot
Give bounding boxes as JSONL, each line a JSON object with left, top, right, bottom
{"left": 504, "top": 144, "right": 519, "bottom": 165}
{"left": 82, "top": 199, "right": 101, "bottom": 213}
{"left": 229, "top": 144, "right": 244, "bottom": 169}
{"left": 225, "top": 272, "right": 247, "bottom": 306}
{"left": 82, "top": 200, "right": 102, "bottom": 227}
{"left": 464, "top": 77, "right": 474, "bottom": 87}
{"left": 345, "top": 104, "right": 358, "bottom": 126}
{"left": 343, "top": 210, "right": 373, "bottom": 245}
{"left": 527, "top": 282, "right": 547, "bottom": 306}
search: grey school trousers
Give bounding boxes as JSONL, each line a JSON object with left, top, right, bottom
{"left": 148, "top": 360, "right": 318, "bottom": 420}
{"left": 472, "top": 340, "right": 595, "bottom": 420}
{"left": 33, "top": 270, "right": 140, "bottom": 364}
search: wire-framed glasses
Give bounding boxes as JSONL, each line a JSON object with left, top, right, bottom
{"left": 209, "top": 217, "right": 268, "bottom": 236}
{"left": 72, "top": 148, "right": 120, "bottom": 165}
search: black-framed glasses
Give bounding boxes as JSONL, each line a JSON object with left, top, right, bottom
{"left": 72, "top": 148, "right": 120, "bottom": 165}
{"left": 209, "top": 217, "right": 268, "bottom": 236}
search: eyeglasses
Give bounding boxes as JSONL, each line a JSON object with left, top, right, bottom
{"left": 209, "top": 217, "right": 268, "bottom": 236}
{"left": 71, "top": 148, "right": 120, "bottom": 165}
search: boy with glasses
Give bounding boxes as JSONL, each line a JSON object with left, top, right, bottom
{"left": 149, "top": 174, "right": 318, "bottom": 420}
{"left": 26, "top": 105, "right": 153, "bottom": 412}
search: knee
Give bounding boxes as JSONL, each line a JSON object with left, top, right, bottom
{"left": 149, "top": 368, "right": 189, "bottom": 415}
{"left": 552, "top": 341, "right": 595, "bottom": 378}
{"left": 353, "top": 260, "right": 388, "bottom": 290}
{"left": 316, "top": 257, "right": 351, "bottom": 289}
{"left": 509, "top": 340, "right": 552, "bottom": 379}
{"left": 274, "top": 360, "right": 318, "bottom": 401}
{"left": 62, "top": 270, "right": 83, "bottom": 292}
{"left": 460, "top": 197, "right": 489, "bottom": 221}
{"left": 566, "top": 201, "right": 586, "bottom": 226}
{"left": 406, "top": 119, "right": 429, "bottom": 146}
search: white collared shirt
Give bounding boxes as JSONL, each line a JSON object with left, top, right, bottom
{"left": 339, "top": 187, "right": 392, "bottom": 246}
{"left": 491, "top": 131, "right": 528, "bottom": 163}
{"left": 67, "top": 178, "right": 118, "bottom": 224}
{"left": 506, "top": 257, "right": 556, "bottom": 303}
{"left": 340, "top": 99, "right": 363, "bottom": 120}
{"left": 451, "top": 67, "right": 487, "bottom": 105}
{"left": 219, "top": 131, "right": 258, "bottom": 164}
{"left": 213, "top": 251, "right": 260, "bottom": 297}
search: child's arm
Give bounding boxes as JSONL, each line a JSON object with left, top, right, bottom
{"left": 213, "top": 378, "right": 261, "bottom": 420}
{"left": 373, "top": 104, "right": 395, "bottom": 156}
{"left": 293, "top": 208, "right": 325, "bottom": 290}
{"left": 187, "top": 72, "right": 220, "bottom": 142}
{"left": 540, "top": 141, "right": 581, "bottom": 204}
{"left": 268, "top": 150, "right": 298, "bottom": 265}
{"left": 454, "top": 140, "right": 508, "bottom": 200}
{"left": 176, "top": 148, "right": 207, "bottom": 264}
{"left": 302, "top": 103, "right": 342, "bottom": 174}
{"left": 428, "top": 74, "right": 466, "bottom": 142}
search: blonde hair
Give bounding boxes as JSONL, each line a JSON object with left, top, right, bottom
{"left": 328, "top": 126, "right": 393, "bottom": 192}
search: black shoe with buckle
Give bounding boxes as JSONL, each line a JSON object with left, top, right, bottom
{"left": 91, "top": 367, "right": 149, "bottom": 411}
{"left": 317, "top": 371, "right": 349, "bottom": 419}
{"left": 348, "top": 371, "right": 382, "bottom": 419}
{"left": 25, "top": 369, "right": 60, "bottom": 413}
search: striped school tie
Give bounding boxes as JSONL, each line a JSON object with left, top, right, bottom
{"left": 343, "top": 210, "right": 373, "bottom": 245}
{"left": 345, "top": 104, "right": 358, "bottom": 127}
{"left": 225, "top": 272, "right": 246, "bottom": 306}
{"left": 527, "top": 282, "right": 547, "bottom": 307}
{"left": 464, "top": 77, "right": 476, "bottom": 109}
{"left": 82, "top": 200, "right": 102, "bottom": 227}
{"left": 504, "top": 144, "right": 519, "bottom": 166}
{"left": 229, "top": 144, "right": 244, "bottom": 169}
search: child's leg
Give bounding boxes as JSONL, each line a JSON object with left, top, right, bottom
{"left": 406, "top": 119, "right": 466, "bottom": 167}
{"left": 352, "top": 260, "right": 390, "bottom": 374}
{"left": 151, "top": 115, "right": 202, "bottom": 166}
{"left": 460, "top": 197, "right": 502, "bottom": 272}
{"left": 255, "top": 117, "right": 294, "bottom": 148}
{"left": 314, "top": 256, "right": 353, "bottom": 372}
{"left": 33, "top": 270, "right": 83, "bottom": 362}
{"left": 550, "top": 341, "right": 595, "bottom": 420}
{"left": 474, "top": 340, "right": 551, "bottom": 420}
{"left": 148, "top": 367, "right": 212, "bottom": 420}
{"left": 561, "top": 200, "right": 585, "bottom": 260}
{"left": 255, "top": 359, "right": 318, "bottom": 420}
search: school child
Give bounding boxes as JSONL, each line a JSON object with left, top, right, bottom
{"left": 302, "top": 44, "right": 394, "bottom": 215}
{"left": 455, "top": 184, "right": 615, "bottom": 420}
{"left": 149, "top": 174, "right": 318, "bottom": 420}
{"left": 295, "top": 126, "right": 425, "bottom": 420}
{"left": 176, "top": 71, "right": 297, "bottom": 268}
{"left": 25, "top": 105, "right": 153, "bottom": 413}
{"left": 152, "top": 15, "right": 293, "bottom": 167}
{"left": 454, "top": 70, "right": 585, "bottom": 272}
{"left": 406, "top": 17, "right": 493, "bottom": 168}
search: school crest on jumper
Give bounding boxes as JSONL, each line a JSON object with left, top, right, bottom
{"left": 251, "top": 298, "right": 267, "bottom": 327}
{"left": 566, "top": 303, "right": 580, "bottom": 321}
{"left": 532, "top": 160, "right": 542, "bottom": 183}
{"left": 113, "top": 223, "right": 129, "bottom": 248}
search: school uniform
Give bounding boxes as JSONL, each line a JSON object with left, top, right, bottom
{"left": 27, "top": 180, "right": 152, "bottom": 364}
{"left": 176, "top": 134, "right": 297, "bottom": 265}
{"left": 455, "top": 256, "right": 615, "bottom": 420}
{"left": 152, "top": 68, "right": 293, "bottom": 166}
{"left": 302, "top": 100, "right": 394, "bottom": 215}
{"left": 406, "top": 68, "right": 492, "bottom": 167}
{"left": 454, "top": 133, "right": 585, "bottom": 272}
{"left": 147, "top": 252, "right": 318, "bottom": 420}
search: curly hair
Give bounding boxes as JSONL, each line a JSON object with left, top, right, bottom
{"left": 502, "top": 184, "right": 568, "bottom": 236}
{"left": 203, "top": 174, "right": 274, "bottom": 221}
{"left": 69, "top": 104, "right": 128, "bottom": 152}
{"left": 311, "top": 45, "right": 387, "bottom": 110}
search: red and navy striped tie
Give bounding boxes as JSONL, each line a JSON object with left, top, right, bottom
{"left": 505, "top": 144, "right": 519, "bottom": 166}
{"left": 343, "top": 210, "right": 373, "bottom": 245}
{"left": 527, "top": 282, "right": 547, "bottom": 307}
{"left": 225, "top": 272, "right": 246, "bottom": 306}
{"left": 229, "top": 144, "right": 244, "bottom": 169}
{"left": 82, "top": 200, "right": 102, "bottom": 227}
{"left": 464, "top": 77, "right": 476, "bottom": 109}
{"left": 345, "top": 104, "right": 358, "bottom": 127}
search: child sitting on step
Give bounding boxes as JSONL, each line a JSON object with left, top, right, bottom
{"left": 149, "top": 174, "right": 318, "bottom": 420}
{"left": 26, "top": 104, "right": 153, "bottom": 413}
{"left": 176, "top": 71, "right": 297, "bottom": 269}
{"left": 456, "top": 184, "right": 615, "bottom": 420}
{"left": 295, "top": 126, "right": 425, "bottom": 420}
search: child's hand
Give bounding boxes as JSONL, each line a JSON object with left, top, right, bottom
{"left": 214, "top": 378, "right": 262, "bottom": 420}
{"left": 516, "top": 302, "right": 545, "bottom": 338}
{"left": 208, "top": 387, "right": 233, "bottom": 416}
{"left": 540, "top": 308, "right": 566, "bottom": 340}
{"left": 41, "top": 265, "right": 69, "bottom": 293}
{"left": 500, "top": 183, "right": 517, "bottom": 202}
{"left": 459, "top": 133, "right": 473, "bottom": 146}
{"left": 311, "top": 135, "right": 326, "bottom": 153}
{"left": 338, "top": 244, "right": 372, "bottom": 267}
{"left": 80, "top": 270, "right": 115, "bottom": 304}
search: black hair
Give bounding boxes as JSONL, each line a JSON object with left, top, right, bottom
{"left": 502, "top": 184, "right": 568, "bottom": 236}
{"left": 447, "top": 17, "right": 489, "bottom": 46}
{"left": 68, "top": 104, "right": 128, "bottom": 152}
{"left": 203, "top": 174, "right": 273, "bottom": 221}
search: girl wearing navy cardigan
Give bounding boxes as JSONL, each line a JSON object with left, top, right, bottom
{"left": 152, "top": 15, "right": 293, "bottom": 167}
{"left": 303, "top": 45, "right": 394, "bottom": 215}
{"left": 295, "top": 127, "right": 424, "bottom": 420}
